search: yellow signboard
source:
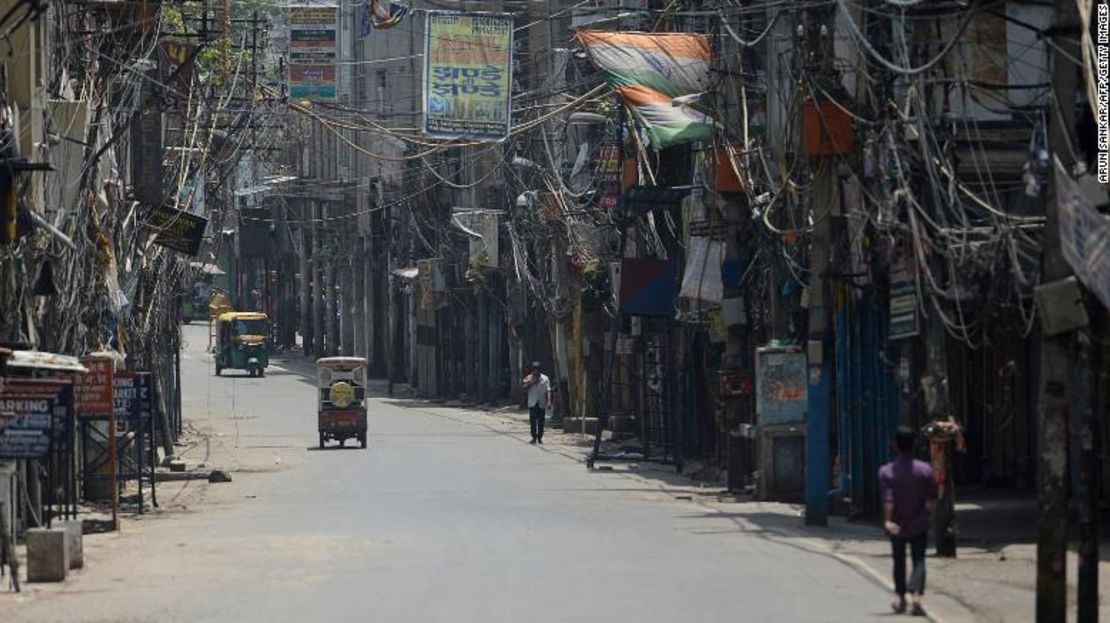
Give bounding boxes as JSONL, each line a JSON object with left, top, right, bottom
{"left": 423, "top": 11, "right": 513, "bottom": 141}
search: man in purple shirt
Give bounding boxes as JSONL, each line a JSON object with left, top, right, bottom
{"left": 879, "top": 425, "right": 937, "bottom": 616}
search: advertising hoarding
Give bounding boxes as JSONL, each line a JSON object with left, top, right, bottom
{"left": 423, "top": 11, "right": 513, "bottom": 141}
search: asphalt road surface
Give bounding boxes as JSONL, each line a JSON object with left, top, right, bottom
{"left": 4, "top": 325, "right": 891, "bottom": 622}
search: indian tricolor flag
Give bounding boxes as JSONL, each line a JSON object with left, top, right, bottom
{"left": 578, "top": 31, "right": 714, "bottom": 149}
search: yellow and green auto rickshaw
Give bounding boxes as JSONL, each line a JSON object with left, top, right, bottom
{"left": 214, "top": 311, "right": 270, "bottom": 377}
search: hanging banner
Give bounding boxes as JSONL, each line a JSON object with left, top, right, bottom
{"left": 888, "top": 235, "right": 919, "bottom": 340}
{"left": 289, "top": 5, "right": 338, "bottom": 101}
{"left": 423, "top": 11, "right": 513, "bottom": 141}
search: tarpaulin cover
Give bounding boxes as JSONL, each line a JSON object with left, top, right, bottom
{"left": 577, "top": 31, "right": 713, "bottom": 149}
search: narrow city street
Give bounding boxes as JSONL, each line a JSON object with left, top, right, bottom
{"left": 2, "top": 325, "right": 890, "bottom": 622}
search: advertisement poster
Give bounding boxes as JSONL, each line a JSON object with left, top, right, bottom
{"left": 423, "top": 11, "right": 513, "bottom": 141}
{"left": 289, "top": 5, "right": 338, "bottom": 101}
{"left": 755, "top": 347, "right": 807, "bottom": 426}
{"left": 596, "top": 142, "right": 621, "bottom": 210}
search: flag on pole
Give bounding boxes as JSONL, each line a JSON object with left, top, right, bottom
{"left": 577, "top": 31, "right": 714, "bottom": 149}
{"left": 361, "top": 0, "right": 410, "bottom": 36}
{"left": 619, "top": 85, "right": 714, "bottom": 149}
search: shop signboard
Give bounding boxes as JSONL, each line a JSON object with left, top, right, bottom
{"left": 113, "top": 372, "right": 153, "bottom": 433}
{"left": 288, "top": 5, "right": 338, "bottom": 101}
{"left": 146, "top": 204, "right": 208, "bottom": 257}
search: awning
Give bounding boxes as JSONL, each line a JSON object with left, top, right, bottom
{"left": 619, "top": 186, "right": 690, "bottom": 214}
{"left": 391, "top": 267, "right": 419, "bottom": 280}
{"left": 234, "top": 175, "right": 299, "bottom": 198}
{"left": 5, "top": 351, "right": 88, "bottom": 373}
{"left": 189, "top": 262, "right": 226, "bottom": 275}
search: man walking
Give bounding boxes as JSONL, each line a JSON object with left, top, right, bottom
{"left": 879, "top": 425, "right": 937, "bottom": 616}
{"left": 522, "top": 361, "right": 552, "bottom": 445}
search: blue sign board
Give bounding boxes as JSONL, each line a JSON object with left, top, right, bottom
{"left": 0, "top": 394, "right": 56, "bottom": 459}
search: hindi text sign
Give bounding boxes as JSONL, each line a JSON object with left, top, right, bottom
{"left": 289, "top": 5, "right": 338, "bottom": 101}
{"left": 77, "top": 358, "right": 114, "bottom": 416}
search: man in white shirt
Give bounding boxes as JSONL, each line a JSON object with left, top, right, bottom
{"left": 523, "top": 361, "right": 552, "bottom": 444}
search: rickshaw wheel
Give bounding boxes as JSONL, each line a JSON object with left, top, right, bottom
{"left": 318, "top": 433, "right": 325, "bottom": 449}
{"left": 360, "top": 433, "right": 367, "bottom": 449}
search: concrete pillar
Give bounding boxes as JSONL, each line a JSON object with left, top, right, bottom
{"left": 26, "top": 527, "right": 68, "bottom": 582}
{"left": 64, "top": 519, "right": 83, "bottom": 569}
{"left": 312, "top": 203, "right": 325, "bottom": 358}
{"left": 354, "top": 236, "right": 366, "bottom": 358}
{"left": 325, "top": 265, "right": 338, "bottom": 356}
{"left": 299, "top": 204, "right": 312, "bottom": 355}
{"left": 341, "top": 249, "right": 355, "bottom": 355}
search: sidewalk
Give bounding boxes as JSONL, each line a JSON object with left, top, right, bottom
{"left": 411, "top": 396, "right": 1109, "bottom": 623}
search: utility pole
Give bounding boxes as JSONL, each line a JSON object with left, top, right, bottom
{"left": 300, "top": 198, "right": 313, "bottom": 356}
{"left": 1076, "top": 301, "right": 1101, "bottom": 623}
{"left": 1036, "top": 0, "right": 1079, "bottom": 619}
{"left": 799, "top": 5, "right": 840, "bottom": 526}
{"left": 313, "top": 201, "right": 325, "bottom": 357}
{"left": 803, "top": 9, "right": 837, "bottom": 527}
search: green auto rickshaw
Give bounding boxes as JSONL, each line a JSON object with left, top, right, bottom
{"left": 214, "top": 311, "right": 270, "bottom": 377}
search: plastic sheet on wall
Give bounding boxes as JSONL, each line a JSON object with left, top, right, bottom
{"left": 678, "top": 236, "right": 724, "bottom": 304}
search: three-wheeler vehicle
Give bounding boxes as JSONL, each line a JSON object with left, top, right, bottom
{"left": 317, "top": 356, "right": 368, "bottom": 449}
{"left": 214, "top": 311, "right": 270, "bottom": 377}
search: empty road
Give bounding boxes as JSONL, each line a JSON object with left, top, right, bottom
{"left": 3, "top": 325, "right": 891, "bottom": 622}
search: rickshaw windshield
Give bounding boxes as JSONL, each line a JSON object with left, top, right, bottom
{"left": 233, "top": 319, "right": 266, "bottom": 335}
{"left": 318, "top": 366, "right": 365, "bottom": 386}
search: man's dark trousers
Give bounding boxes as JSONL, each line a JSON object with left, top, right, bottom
{"left": 891, "top": 531, "right": 927, "bottom": 596}
{"left": 529, "top": 405, "right": 545, "bottom": 441}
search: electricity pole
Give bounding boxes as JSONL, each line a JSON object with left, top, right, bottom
{"left": 803, "top": 8, "right": 836, "bottom": 527}
{"left": 1036, "top": 0, "right": 1079, "bottom": 619}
